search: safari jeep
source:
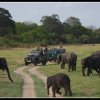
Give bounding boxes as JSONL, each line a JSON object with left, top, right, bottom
{"left": 47, "top": 48, "right": 66, "bottom": 62}
{"left": 24, "top": 50, "right": 47, "bottom": 66}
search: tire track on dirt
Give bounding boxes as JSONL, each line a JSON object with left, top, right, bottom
{"left": 28, "top": 65, "right": 63, "bottom": 98}
{"left": 15, "top": 66, "right": 36, "bottom": 98}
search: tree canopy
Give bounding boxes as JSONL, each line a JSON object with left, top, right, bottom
{"left": 0, "top": 8, "right": 16, "bottom": 36}
{"left": 0, "top": 7, "right": 100, "bottom": 47}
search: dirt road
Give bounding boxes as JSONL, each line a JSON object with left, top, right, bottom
{"left": 15, "top": 66, "right": 36, "bottom": 98}
{"left": 15, "top": 65, "right": 62, "bottom": 98}
{"left": 28, "top": 66, "right": 62, "bottom": 98}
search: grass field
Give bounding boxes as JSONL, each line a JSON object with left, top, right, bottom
{"left": 38, "top": 44, "right": 100, "bottom": 97}
{"left": 0, "top": 48, "right": 28, "bottom": 97}
{"left": 0, "top": 44, "right": 99, "bottom": 97}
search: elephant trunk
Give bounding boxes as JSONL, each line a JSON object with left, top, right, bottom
{"left": 68, "top": 84, "right": 73, "bottom": 96}
{"left": 6, "top": 67, "right": 13, "bottom": 83}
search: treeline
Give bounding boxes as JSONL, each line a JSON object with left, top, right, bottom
{"left": 0, "top": 7, "right": 100, "bottom": 47}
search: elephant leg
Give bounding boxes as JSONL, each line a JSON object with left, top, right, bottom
{"left": 99, "top": 68, "right": 100, "bottom": 76}
{"left": 6, "top": 68, "right": 13, "bottom": 83}
{"left": 66, "top": 84, "right": 72, "bottom": 96}
{"left": 87, "top": 68, "right": 91, "bottom": 76}
{"left": 98, "top": 68, "right": 100, "bottom": 72}
{"left": 2, "top": 59, "right": 13, "bottom": 83}
{"left": 56, "top": 87, "right": 61, "bottom": 95}
{"left": 82, "top": 67, "right": 86, "bottom": 76}
{"left": 64, "top": 87, "right": 68, "bottom": 96}
{"left": 98, "top": 68, "right": 100, "bottom": 75}
{"left": 63, "top": 62, "right": 65, "bottom": 69}
{"left": 72, "top": 65, "right": 74, "bottom": 71}
{"left": 95, "top": 68, "right": 99, "bottom": 74}
{"left": 61, "top": 62, "right": 65, "bottom": 69}
{"left": 52, "top": 86, "right": 56, "bottom": 97}
{"left": 90, "top": 69, "right": 93, "bottom": 75}
{"left": 68, "top": 64, "right": 71, "bottom": 72}
{"left": 74, "top": 62, "right": 76, "bottom": 70}
{"left": 61, "top": 62, "right": 63, "bottom": 69}
{"left": 87, "top": 67, "right": 93, "bottom": 76}
{"left": 47, "top": 86, "right": 50, "bottom": 95}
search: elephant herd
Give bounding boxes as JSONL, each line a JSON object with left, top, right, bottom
{"left": 0, "top": 50, "right": 100, "bottom": 79}
{"left": 0, "top": 49, "right": 100, "bottom": 97}
{"left": 57, "top": 51, "right": 100, "bottom": 76}
{"left": 46, "top": 50, "right": 100, "bottom": 97}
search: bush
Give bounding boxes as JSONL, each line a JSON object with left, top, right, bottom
{"left": 0, "top": 37, "right": 20, "bottom": 47}
{"left": 21, "top": 31, "right": 33, "bottom": 43}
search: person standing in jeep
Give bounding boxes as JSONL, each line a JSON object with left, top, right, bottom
{"left": 44, "top": 45, "right": 48, "bottom": 54}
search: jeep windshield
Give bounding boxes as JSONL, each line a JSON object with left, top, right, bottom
{"left": 33, "top": 51, "right": 40, "bottom": 56}
{"left": 28, "top": 50, "right": 41, "bottom": 56}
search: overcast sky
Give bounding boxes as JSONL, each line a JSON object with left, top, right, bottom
{"left": 0, "top": 2, "right": 100, "bottom": 28}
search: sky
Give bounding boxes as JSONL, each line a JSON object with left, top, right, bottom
{"left": 0, "top": 2, "right": 100, "bottom": 28}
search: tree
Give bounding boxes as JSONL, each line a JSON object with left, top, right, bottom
{"left": 40, "top": 14, "right": 64, "bottom": 44}
{"left": 40, "top": 14, "right": 64, "bottom": 33}
{"left": 65, "top": 34, "right": 78, "bottom": 44}
{"left": 15, "top": 22, "right": 37, "bottom": 35}
{"left": 92, "top": 28, "right": 100, "bottom": 43}
{"left": 65, "top": 16, "right": 82, "bottom": 27}
{"left": 21, "top": 31, "right": 33, "bottom": 43}
{"left": 0, "top": 7, "right": 16, "bottom": 36}
{"left": 79, "top": 35, "right": 91, "bottom": 44}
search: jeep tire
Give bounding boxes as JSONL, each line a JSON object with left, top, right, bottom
{"left": 42, "top": 61, "right": 47, "bottom": 65}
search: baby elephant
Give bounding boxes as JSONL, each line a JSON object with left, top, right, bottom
{"left": 46, "top": 73, "right": 72, "bottom": 97}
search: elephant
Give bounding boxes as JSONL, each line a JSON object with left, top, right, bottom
{"left": 81, "top": 55, "right": 100, "bottom": 76}
{"left": 46, "top": 73, "right": 72, "bottom": 97}
{"left": 91, "top": 51, "right": 100, "bottom": 56}
{"left": 0, "top": 58, "right": 13, "bottom": 82}
{"left": 57, "top": 52, "right": 77, "bottom": 72}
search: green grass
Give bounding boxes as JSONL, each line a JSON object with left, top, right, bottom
{"left": 38, "top": 44, "right": 100, "bottom": 97}
{"left": 0, "top": 44, "right": 99, "bottom": 97}
{"left": 0, "top": 48, "right": 28, "bottom": 97}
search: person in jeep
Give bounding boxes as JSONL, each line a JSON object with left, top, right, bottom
{"left": 43, "top": 45, "right": 48, "bottom": 54}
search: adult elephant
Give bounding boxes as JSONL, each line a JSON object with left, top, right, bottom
{"left": 91, "top": 51, "right": 100, "bottom": 56}
{"left": 58, "top": 52, "right": 77, "bottom": 72}
{"left": 81, "top": 55, "right": 100, "bottom": 76}
{"left": 0, "top": 58, "right": 13, "bottom": 82}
